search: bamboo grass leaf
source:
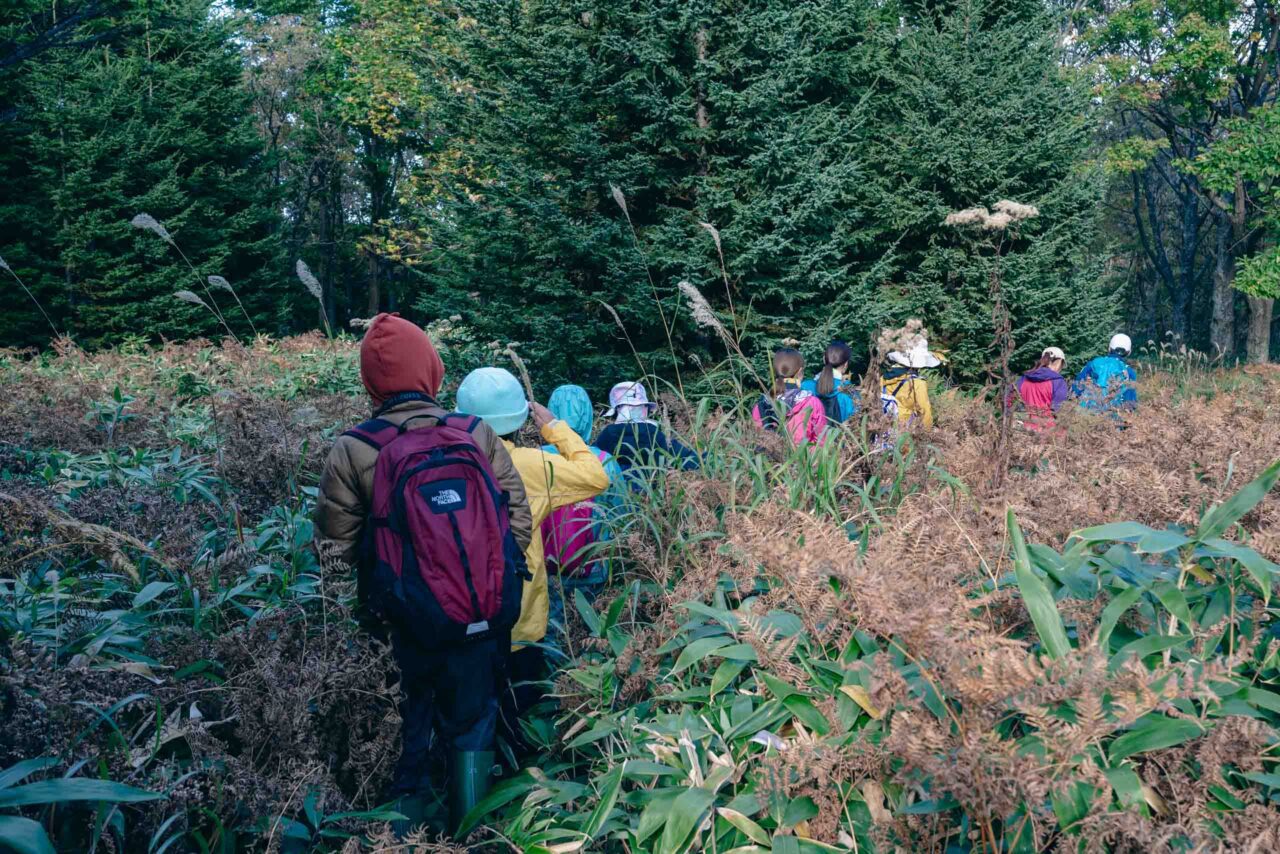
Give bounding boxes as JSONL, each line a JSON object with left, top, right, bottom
{"left": 1008, "top": 509, "right": 1071, "bottom": 659}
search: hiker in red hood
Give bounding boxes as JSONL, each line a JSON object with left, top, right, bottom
{"left": 315, "top": 312, "right": 532, "bottom": 836}
{"left": 1009, "top": 346, "right": 1069, "bottom": 434}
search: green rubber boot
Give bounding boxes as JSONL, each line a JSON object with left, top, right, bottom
{"left": 448, "top": 750, "right": 494, "bottom": 835}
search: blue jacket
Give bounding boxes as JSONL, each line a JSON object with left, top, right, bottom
{"left": 595, "top": 421, "right": 700, "bottom": 479}
{"left": 801, "top": 376, "right": 860, "bottom": 424}
{"left": 1073, "top": 356, "right": 1137, "bottom": 412}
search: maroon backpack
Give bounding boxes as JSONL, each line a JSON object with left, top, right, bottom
{"left": 344, "top": 406, "right": 528, "bottom": 648}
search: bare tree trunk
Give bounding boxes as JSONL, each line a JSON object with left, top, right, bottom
{"left": 1246, "top": 296, "right": 1273, "bottom": 363}
{"left": 1210, "top": 214, "right": 1235, "bottom": 358}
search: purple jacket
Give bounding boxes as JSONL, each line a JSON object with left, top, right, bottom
{"left": 1014, "top": 366, "right": 1069, "bottom": 411}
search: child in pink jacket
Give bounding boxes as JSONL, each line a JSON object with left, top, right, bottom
{"left": 752, "top": 348, "right": 828, "bottom": 445}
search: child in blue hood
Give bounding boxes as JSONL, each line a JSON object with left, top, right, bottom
{"left": 541, "top": 385, "right": 624, "bottom": 649}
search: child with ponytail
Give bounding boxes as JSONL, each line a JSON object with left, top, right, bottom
{"left": 802, "top": 340, "right": 860, "bottom": 425}
{"left": 753, "top": 348, "right": 827, "bottom": 445}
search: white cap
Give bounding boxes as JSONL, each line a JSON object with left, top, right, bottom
{"left": 1109, "top": 333, "right": 1132, "bottom": 354}
{"left": 603, "top": 380, "right": 656, "bottom": 417}
{"left": 1042, "top": 346, "right": 1065, "bottom": 361}
{"left": 888, "top": 341, "right": 942, "bottom": 369}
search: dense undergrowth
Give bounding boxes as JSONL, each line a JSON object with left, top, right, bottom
{"left": 2, "top": 336, "right": 1279, "bottom": 853}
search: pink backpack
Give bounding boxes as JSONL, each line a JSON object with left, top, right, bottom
{"left": 540, "top": 450, "right": 608, "bottom": 578}
{"left": 344, "top": 411, "right": 528, "bottom": 649}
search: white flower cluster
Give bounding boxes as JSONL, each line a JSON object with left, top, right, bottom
{"left": 945, "top": 200, "right": 1039, "bottom": 231}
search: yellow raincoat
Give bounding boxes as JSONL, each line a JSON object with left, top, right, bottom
{"left": 505, "top": 419, "right": 610, "bottom": 647}
{"left": 884, "top": 373, "right": 933, "bottom": 430}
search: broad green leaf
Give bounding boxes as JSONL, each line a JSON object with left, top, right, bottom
{"left": 782, "top": 696, "right": 830, "bottom": 736}
{"left": 0, "top": 758, "right": 58, "bottom": 791}
{"left": 1136, "top": 529, "right": 1190, "bottom": 554}
{"left": 714, "top": 644, "right": 759, "bottom": 662}
{"left": 1196, "top": 459, "right": 1280, "bottom": 541}
{"left": 1097, "top": 585, "right": 1143, "bottom": 649}
{"left": 574, "top": 588, "right": 601, "bottom": 637}
{"left": 1237, "top": 686, "right": 1280, "bottom": 715}
{"left": 1109, "top": 716, "right": 1205, "bottom": 762}
{"left": 602, "top": 591, "right": 628, "bottom": 633}
{"left": 1009, "top": 510, "right": 1071, "bottom": 659}
{"left": 710, "top": 660, "right": 747, "bottom": 699}
{"left": 637, "top": 789, "right": 681, "bottom": 845}
{"left": 1243, "top": 771, "right": 1280, "bottom": 789}
{"left": 1200, "top": 538, "right": 1278, "bottom": 602}
{"left": 658, "top": 786, "right": 716, "bottom": 854}
{"left": 757, "top": 672, "right": 799, "bottom": 701}
{"left": 622, "top": 761, "right": 681, "bottom": 779}
{"left": 1071, "top": 522, "right": 1155, "bottom": 544}
{"left": 1111, "top": 634, "right": 1189, "bottom": 669}
{"left": 566, "top": 722, "right": 618, "bottom": 749}
{"left": 457, "top": 771, "right": 536, "bottom": 834}
{"left": 583, "top": 764, "right": 623, "bottom": 839}
{"left": 1150, "top": 581, "right": 1194, "bottom": 628}
{"left": 1050, "top": 781, "right": 1095, "bottom": 831}
{"left": 1103, "top": 764, "right": 1146, "bottom": 810}
{"left": 671, "top": 637, "right": 733, "bottom": 675}
{"left": 781, "top": 795, "right": 819, "bottom": 827}
{"left": 132, "top": 581, "right": 175, "bottom": 609}
{"left": 0, "top": 779, "right": 163, "bottom": 808}
{"left": 0, "top": 815, "right": 55, "bottom": 854}
{"left": 716, "top": 807, "right": 770, "bottom": 846}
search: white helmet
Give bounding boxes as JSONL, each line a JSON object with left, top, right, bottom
{"left": 1109, "top": 333, "right": 1132, "bottom": 355}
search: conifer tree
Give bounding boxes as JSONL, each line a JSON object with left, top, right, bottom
{"left": 374, "top": 0, "right": 1113, "bottom": 385}
{"left": 0, "top": 0, "right": 283, "bottom": 346}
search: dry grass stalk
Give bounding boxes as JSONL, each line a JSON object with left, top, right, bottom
{"left": 132, "top": 212, "right": 239, "bottom": 343}
{"left": 0, "top": 490, "right": 151, "bottom": 582}
{"left": 1, "top": 252, "right": 61, "bottom": 340}
{"left": 296, "top": 259, "right": 334, "bottom": 338}
{"left": 207, "top": 275, "right": 259, "bottom": 337}
{"left": 608, "top": 182, "right": 684, "bottom": 398}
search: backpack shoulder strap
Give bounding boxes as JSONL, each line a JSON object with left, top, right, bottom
{"left": 440, "top": 413, "right": 483, "bottom": 434}
{"left": 342, "top": 418, "right": 399, "bottom": 451}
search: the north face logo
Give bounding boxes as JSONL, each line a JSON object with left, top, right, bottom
{"left": 432, "top": 489, "right": 462, "bottom": 506}
{"left": 420, "top": 479, "right": 467, "bottom": 514}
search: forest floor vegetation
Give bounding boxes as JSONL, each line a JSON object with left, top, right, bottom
{"left": 2, "top": 336, "right": 1279, "bottom": 853}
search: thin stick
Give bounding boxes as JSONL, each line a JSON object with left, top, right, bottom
{"left": 169, "top": 242, "right": 238, "bottom": 342}
{"left": 209, "top": 276, "right": 259, "bottom": 337}
{"left": 0, "top": 257, "right": 61, "bottom": 340}
{"left": 612, "top": 185, "right": 685, "bottom": 399}
{"left": 502, "top": 345, "right": 536, "bottom": 403}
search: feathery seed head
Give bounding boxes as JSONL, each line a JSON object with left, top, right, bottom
{"left": 610, "top": 184, "right": 628, "bottom": 217}
{"left": 295, "top": 260, "right": 323, "bottom": 300}
{"left": 699, "top": 221, "right": 722, "bottom": 254}
{"left": 208, "top": 275, "right": 233, "bottom": 292}
{"left": 678, "top": 281, "right": 723, "bottom": 334}
{"left": 131, "top": 213, "right": 173, "bottom": 244}
{"left": 175, "top": 290, "right": 209, "bottom": 308}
